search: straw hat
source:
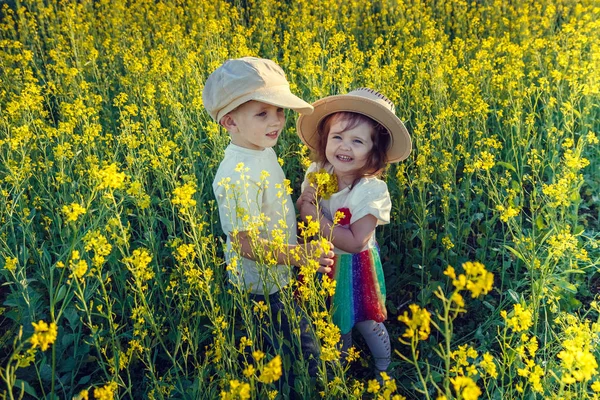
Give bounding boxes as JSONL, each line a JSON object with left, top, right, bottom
{"left": 296, "top": 88, "right": 412, "bottom": 163}
{"left": 203, "top": 57, "right": 313, "bottom": 122}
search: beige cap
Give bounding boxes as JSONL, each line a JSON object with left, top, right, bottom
{"left": 296, "top": 88, "right": 412, "bottom": 163}
{"left": 202, "top": 57, "right": 314, "bottom": 122}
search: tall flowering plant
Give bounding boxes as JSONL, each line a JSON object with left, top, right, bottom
{"left": 397, "top": 262, "right": 494, "bottom": 400}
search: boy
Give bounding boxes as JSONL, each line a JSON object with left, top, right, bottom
{"left": 203, "top": 57, "right": 334, "bottom": 386}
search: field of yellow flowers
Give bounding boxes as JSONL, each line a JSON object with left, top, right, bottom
{"left": 1, "top": 0, "right": 599, "bottom": 398}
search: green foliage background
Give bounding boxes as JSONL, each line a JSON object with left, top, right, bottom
{"left": 1, "top": 0, "right": 599, "bottom": 398}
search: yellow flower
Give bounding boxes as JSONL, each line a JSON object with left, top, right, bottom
{"left": 451, "top": 292, "right": 465, "bottom": 308}
{"left": 501, "top": 303, "right": 533, "bottom": 333}
{"left": 462, "top": 261, "right": 494, "bottom": 298}
{"left": 94, "top": 382, "right": 118, "bottom": 400}
{"left": 252, "top": 350, "right": 265, "bottom": 362}
{"left": 4, "top": 257, "right": 18, "bottom": 273}
{"left": 259, "top": 355, "right": 282, "bottom": 383}
{"left": 479, "top": 352, "right": 498, "bottom": 379}
{"left": 126, "top": 181, "right": 151, "bottom": 209}
{"left": 239, "top": 336, "right": 253, "bottom": 350}
{"left": 95, "top": 163, "right": 127, "bottom": 191}
{"left": 450, "top": 375, "right": 481, "bottom": 400}
{"left": 243, "top": 364, "right": 255, "bottom": 378}
{"left": 253, "top": 301, "right": 268, "bottom": 319}
{"left": 558, "top": 348, "right": 598, "bottom": 384}
{"left": 123, "top": 248, "right": 154, "bottom": 282}
{"left": 307, "top": 169, "right": 338, "bottom": 200}
{"left": 70, "top": 259, "right": 88, "bottom": 280}
{"left": 446, "top": 262, "right": 493, "bottom": 298}
{"left": 172, "top": 182, "right": 197, "bottom": 210}
{"left": 220, "top": 379, "right": 251, "bottom": 400}
{"left": 495, "top": 204, "right": 520, "bottom": 222}
{"left": 83, "top": 230, "right": 112, "bottom": 268}
{"left": 442, "top": 235, "right": 454, "bottom": 250}
{"left": 367, "top": 379, "right": 380, "bottom": 393}
{"left": 346, "top": 346, "right": 361, "bottom": 363}
{"left": 62, "top": 202, "right": 86, "bottom": 222}
{"left": 73, "top": 389, "right": 89, "bottom": 400}
{"left": 30, "top": 320, "right": 58, "bottom": 351}
{"left": 398, "top": 304, "right": 431, "bottom": 341}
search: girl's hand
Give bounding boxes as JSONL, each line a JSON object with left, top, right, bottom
{"left": 299, "top": 200, "right": 318, "bottom": 223}
{"left": 297, "top": 186, "right": 317, "bottom": 211}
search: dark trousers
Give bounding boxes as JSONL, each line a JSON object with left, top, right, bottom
{"left": 248, "top": 291, "right": 320, "bottom": 390}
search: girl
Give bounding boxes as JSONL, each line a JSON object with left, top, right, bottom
{"left": 296, "top": 88, "right": 412, "bottom": 376}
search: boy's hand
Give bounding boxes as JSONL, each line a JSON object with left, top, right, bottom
{"left": 305, "top": 239, "right": 334, "bottom": 274}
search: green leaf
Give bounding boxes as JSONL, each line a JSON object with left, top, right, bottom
{"left": 562, "top": 269, "right": 585, "bottom": 274}
{"left": 535, "top": 214, "right": 545, "bottom": 230}
{"left": 64, "top": 307, "right": 79, "bottom": 330}
{"left": 55, "top": 285, "right": 67, "bottom": 303}
{"left": 507, "top": 289, "right": 520, "bottom": 303}
{"left": 504, "top": 245, "right": 526, "bottom": 264}
{"left": 496, "top": 161, "right": 516, "bottom": 172}
{"left": 14, "top": 379, "right": 38, "bottom": 398}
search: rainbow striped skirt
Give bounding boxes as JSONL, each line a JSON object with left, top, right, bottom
{"left": 327, "top": 246, "right": 387, "bottom": 334}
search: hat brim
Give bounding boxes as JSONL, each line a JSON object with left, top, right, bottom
{"left": 216, "top": 84, "right": 314, "bottom": 122}
{"left": 296, "top": 95, "right": 412, "bottom": 163}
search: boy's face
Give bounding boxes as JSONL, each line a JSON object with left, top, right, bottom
{"left": 225, "top": 101, "right": 286, "bottom": 150}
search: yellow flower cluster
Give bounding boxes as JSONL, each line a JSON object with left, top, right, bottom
{"left": 126, "top": 181, "right": 151, "bottom": 209}
{"left": 171, "top": 181, "right": 197, "bottom": 210}
{"left": 501, "top": 303, "right": 533, "bottom": 333}
{"left": 450, "top": 375, "right": 481, "bottom": 400}
{"left": 62, "top": 202, "right": 86, "bottom": 222}
{"left": 69, "top": 250, "right": 88, "bottom": 280}
{"left": 95, "top": 163, "right": 127, "bottom": 191}
{"left": 123, "top": 248, "right": 154, "bottom": 283}
{"left": 479, "top": 352, "right": 498, "bottom": 379}
{"left": 444, "top": 261, "right": 494, "bottom": 298}
{"left": 307, "top": 169, "right": 338, "bottom": 200}
{"left": 220, "top": 380, "right": 250, "bottom": 400}
{"left": 312, "top": 311, "right": 341, "bottom": 362}
{"left": 547, "top": 226, "right": 589, "bottom": 262}
{"left": 450, "top": 344, "right": 478, "bottom": 377}
{"left": 4, "top": 256, "right": 17, "bottom": 273}
{"left": 398, "top": 304, "right": 431, "bottom": 342}
{"left": 556, "top": 314, "right": 599, "bottom": 385}
{"left": 30, "top": 320, "right": 58, "bottom": 351}
{"left": 367, "top": 372, "right": 405, "bottom": 399}
{"left": 258, "top": 355, "right": 282, "bottom": 384}
{"left": 495, "top": 204, "right": 520, "bottom": 223}
{"left": 83, "top": 230, "right": 112, "bottom": 268}
{"left": 94, "top": 382, "right": 118, "bottom": 400}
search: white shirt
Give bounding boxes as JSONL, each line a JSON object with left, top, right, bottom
{"left": 301, "top": 162, "right": 391, "bottom": 254}
{"left": 213, "top": 144, "right": 296, "bottom": 294}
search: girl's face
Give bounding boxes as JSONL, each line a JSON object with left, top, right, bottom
{"left": 325, "top": 115, "right": 374, "bottom": 181}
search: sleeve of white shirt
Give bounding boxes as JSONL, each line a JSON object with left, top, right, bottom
{"left": 214, "top": 169, "right": 263, "bottom": 235}
{"left": 349, "top": 179, "right": 391, "bottom": 225}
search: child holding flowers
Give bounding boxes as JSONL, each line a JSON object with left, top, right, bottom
{"left": 203, "top": 57, "right": 335, "bottom": 384}
{"left": 296, "top": 88, "right": 412, "bottom": 377}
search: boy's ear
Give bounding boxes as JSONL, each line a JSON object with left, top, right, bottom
{"left": 220, "top": 114, "right": 238, "bottom": 132}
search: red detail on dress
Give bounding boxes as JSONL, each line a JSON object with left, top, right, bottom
{"left": 336, "top": 207, "right": 352, "bottom": 227}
